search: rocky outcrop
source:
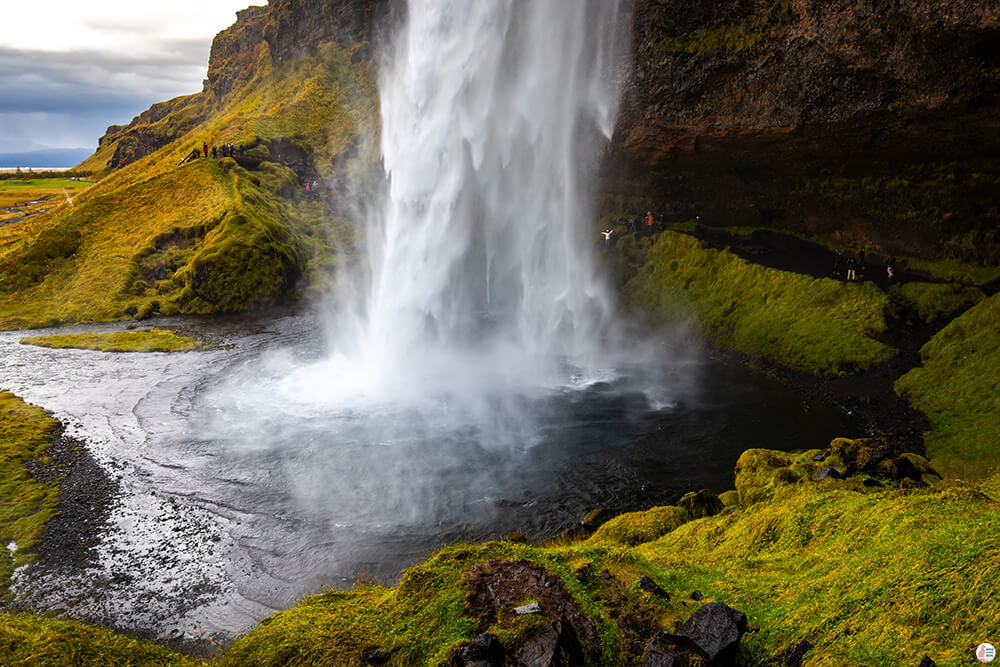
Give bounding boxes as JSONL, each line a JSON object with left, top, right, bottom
{"left": 609, "top": 0, "right": 1000, "bottom": 263}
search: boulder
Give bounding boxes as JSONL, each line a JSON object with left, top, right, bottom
{"left": 639, "top": 576, "right": 670, "bottom": 599}
{"left": 516, "top": 620, "right": 584, "bottom": 667}
{"left": 460, "top": 633, "right": 506, "bottom": 667}
{"left": 689, "top": 591, "right": 704, "bottom": 601}
{"left": 813, "top": 467, "right": 842, "bottom": 481}
{"left": 917, "top": 656, "right": 936, "bottom": 667}
{"left": 643, "top": 632, "right": 710, "bottom": 667}
{"left": 674, "top": 602, "right": 747, "bottom": 666}
{"left": 678, "top": 490, "right": 724, "bottom": 519}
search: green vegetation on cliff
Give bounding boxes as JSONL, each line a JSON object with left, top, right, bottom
{"left": 19, "top": 329, "right": 201, "bottom": 353}
{"left": 620, "top": 231, "right": 896, "bottom": 375}
{"left": 0, "top": 33, "right": 373, "bottom": 330}
{"left": 895, "top": 293, "right": 1000, "bottom": 479}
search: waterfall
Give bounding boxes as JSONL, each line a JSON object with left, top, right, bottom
{"left": 328, "top": 0, "right": 630, "bottom": 400}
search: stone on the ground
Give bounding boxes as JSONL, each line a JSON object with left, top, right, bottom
{"left": 813, "top": 467, "right": 841, "bottom": 481}
{"left": 515, "top": 602, "right": 542, "bottom": 615}
{"left": 460, "top": 633, "right": 506, "bottom": 667}
{"left": 639, "top": 576, "right": 669, "bottom": 598}
{"left": 643, "top": 632, "right": 710, "bottom": 667}
{"left": 516, "top": 620, "right": 584, "bottom": 667}
{"left": 674, "top": 602, "right": 747, "bottom": 666}
{"left": 678, "top": 489, "right": 725, "bottom": 519}
{"left": 917, "top": 656, "right": 936, "bottom": 667}
{"left": 690, "top": 590, "right": 704, "bottom": 601}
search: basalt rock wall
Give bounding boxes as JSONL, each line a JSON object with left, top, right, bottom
{"left": 609, "top": 0, "right": 1000, "bottom": 262}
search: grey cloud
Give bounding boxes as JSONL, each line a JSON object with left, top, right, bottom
{"left": 0, "top": 42, "right": 213, "bottom": 149}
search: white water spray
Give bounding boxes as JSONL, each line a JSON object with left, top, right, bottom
{"left": 323, "top": 0, "right": 631, "bottom": 401}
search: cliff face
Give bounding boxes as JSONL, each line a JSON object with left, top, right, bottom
{"left": 610, "top": 0, "right": 1000, "bottom": 262}
{"left": 83, "top": 0, "right": 1000, "bottom": 263}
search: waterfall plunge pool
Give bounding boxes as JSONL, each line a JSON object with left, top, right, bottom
{"left": 0, "top": 312, "right": 861, "bottom": 641}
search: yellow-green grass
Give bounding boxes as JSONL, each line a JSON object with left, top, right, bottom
{"left": 0, "top": 179, "right": 91, "bottom": 192}
{"left": 633, "top": 478, "right": 1000, "bottom": 666}
{"left": 0, "top": 393, "right": 60, "bottom": 593}
{"left": 895, "top": 293, "right": 1000, "bottom": 480}
{"left": 621, "top": 231, "right": 896, "bottom": 375}
{"left": 0, "top": 158, "right": 319, "bottom": 329}
{"left": 887, "top": 281, "right": 985, "bottom": 325}
{"left": 19, "top": 329, "right": 201, "bottom": 353}
{"left": 0, "top": 42, "right": 371, "bottom": 330}
{"left": 0, "top": 613, "right": 191, "bottom": 666}
{"left": 224, "top": 540, "right": 668, "bottom": 666}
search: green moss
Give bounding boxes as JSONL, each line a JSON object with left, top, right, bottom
{"left": 19, "top": 329, "right": 201, "bottom": 353}
{"left": 0, "top": 613, "right": 189, "bottom": 666}
{"left": 887, "top": 282, "right": 985, "bottom": 324}
{"left": 0, "top": 393, "right": 60, "bottom": 594}
{"left": 588, "top": 506, "right": 690, "bottom": 546}
{"left": 638, "top": 478, "right": 1000, "bottom": 666}
{"left": 895, "top": 293, "right": 1000, "bottom": 479}
{"left": 622, "top": 232, "right": 896, "bottom": 375}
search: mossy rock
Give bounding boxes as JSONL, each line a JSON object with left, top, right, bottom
{"left": 178, "top": 212, "right": 302, "bottom": 312}
{"left": 588, "top": 506, "right": 690, "bottom": 546}
{"left": 718, "top": 490, "right": 739, "bottom": 507}
{"left": 734, "top": 449, "right": 796, "bottom": 505}
{"left": 678, "top": 489, "right": 725, "bottom": 519}
{"left": 826, "top": 438, "right": 892, "bottom": 472}
{"left": 580, "top": 508, "right": 615, "bottom": 533}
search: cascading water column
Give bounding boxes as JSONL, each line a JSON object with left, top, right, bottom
{"left": 339, "top": 0, "right": 629, "bottom": 397}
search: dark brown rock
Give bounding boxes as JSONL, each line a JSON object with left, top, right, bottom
{"left": 674, "top": 602, "right": 748, "bottom": 666}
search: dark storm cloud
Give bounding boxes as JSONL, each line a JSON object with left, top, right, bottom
{"left": 0, "top": 38, "right": 212, "bottom": 150}
{"left": 0, "top": 41, "right": 209, "bottom": 114}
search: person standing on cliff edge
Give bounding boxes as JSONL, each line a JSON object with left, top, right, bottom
{"left": 645, "top": 211, "right": 654, "bottom": 234}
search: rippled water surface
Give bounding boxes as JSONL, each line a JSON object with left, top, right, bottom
{"left": 0, "top": 313, "right": 860, "bottom": 639}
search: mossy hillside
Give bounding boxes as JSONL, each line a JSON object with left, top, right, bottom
{"left": 19, "top": 329, "right": 201, "bottom": 353}
{"left": 0, "top": 159, "right": 323, "bottom": 329}
{"left": 0, "top": 393, "right": 60, "bottom": 593}
{"left": 620, "top": 231, "right": 896, "bottom": 375}
{"left": 887, "top": 281, "right": 985, "bottom": 325}
{"left": 634, "top": 478, "right": 1000, "bottom": 666}
{"left": 0, "top": 613, "right": 191, "bottom": 667}
{"left": 895, "top": 293, "right": 1000, "bottom": 480}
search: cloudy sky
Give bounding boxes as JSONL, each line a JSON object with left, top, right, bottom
{"left": 1, "top": 1, "right": 263, "bottom": 153}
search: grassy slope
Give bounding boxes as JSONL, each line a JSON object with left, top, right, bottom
{"left": 620, "top": 231, "right": 896, "bottom": 375}
{"left": 0, "top": 613, "right": 191, "bottom": 667}
{"left": 0, "top": 42, "right": 372, "bottom": 330}
{"left": 895, "top": 293, "right": 1000, "bottom": 479}
{"left": 221, "top": 449, "right": 998, "bottom": 667}
{"left": 19, "top": 329, "right": 201, "bottom": 353}
{"left": 0, "top": 393, "right": 60, "bottom": 593}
